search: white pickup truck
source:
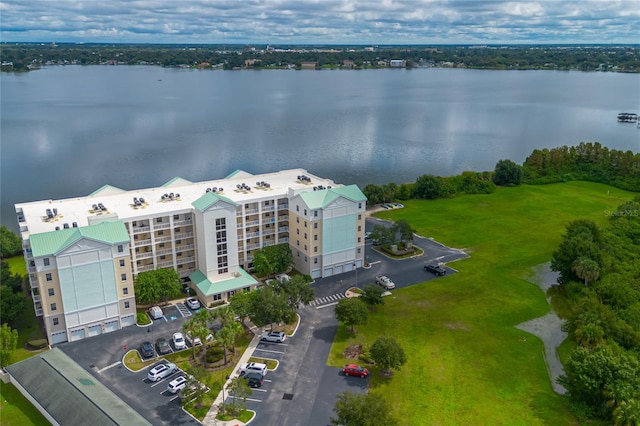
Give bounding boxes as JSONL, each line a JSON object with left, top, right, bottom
{"left": 375, "top": 275, "right": 396, "bottom": 290}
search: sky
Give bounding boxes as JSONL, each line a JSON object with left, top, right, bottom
{"left": 1, "top": 0, "right": 639, "bottom": 45}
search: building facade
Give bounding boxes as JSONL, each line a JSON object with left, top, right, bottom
{"left": 16, "top": 169, "right": 366, "bottom": 345}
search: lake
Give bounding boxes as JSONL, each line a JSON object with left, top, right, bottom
{"left": 2, "top": 66, "right": 639, "bottom": 231}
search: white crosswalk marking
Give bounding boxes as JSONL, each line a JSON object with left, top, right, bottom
{"left": 309, "top": 293, "right": 345, "bottom": 307}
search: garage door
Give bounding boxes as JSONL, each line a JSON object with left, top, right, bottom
{"left": 120, "top": 315, "right": 135, "bottom": 327}
{"left": 104, "top": 320, "right": 119, "bottom": 333}
{"left": 344, "top": 263, "right": 354, "bottom": 272}
{"left": 69, "top": 328, "right": 86, "bottom": 342}
{"left": 311, "top": 269, "right": 321, "bottom": 279}
{"left": 51, "top": 331, "right": 67, "bottom": 345}
{"left": 87, "top": 324, "right": 102, "bottom": 337}
{"left": 335, "top": 265, "right": 343, "bottom": 274}
{"left": 323, "top": 267, "right": 333, "bottom": 277}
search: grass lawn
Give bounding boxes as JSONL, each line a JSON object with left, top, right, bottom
{"left": 330, "top": 181, "right": 636, "bottom": 425}
{"left": 0, "top": 381, "right": 49, "bottom": 426}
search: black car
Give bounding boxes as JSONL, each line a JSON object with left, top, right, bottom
{"left": 156, "top": 338, "right": 172, "bottom": 355}
{"left": 424, "top": 264, "right": 446, "bottom": 276}
{"left": 243, "top": 372, "right": 264, "bottom": 388}
{"left": 139, "top": 341, "right": 154, "bottom": 358}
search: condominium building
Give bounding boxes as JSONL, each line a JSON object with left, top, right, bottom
{"left": 15, "top": 169, "right": 367, "bottom": 345}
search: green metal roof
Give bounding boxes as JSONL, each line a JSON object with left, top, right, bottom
{"left": 224, "top": 169, "right": 245, "bottom": 179}
{"left": 190, "top": 268, "right": 257, "bottom": 296}
{"left": 30, "top": 221, "right": 130, "bottom": 257}
{"left": 88, "top": 184, "right": 127, "bottom": 197}
{"left": 298, "top": 184, "right": 367, "bottom": 209}
{"left": 5, "top": 348, "right": 150, "bottom": 426}
{"left": 162, "top": 176, "right": 193, "bottom": 187}
{"left": 191, "top": 192, "right": 238, "bottom": 213}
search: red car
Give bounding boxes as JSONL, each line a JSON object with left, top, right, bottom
{"left": 342, "top": 364, "right": 369, "bottom": 378}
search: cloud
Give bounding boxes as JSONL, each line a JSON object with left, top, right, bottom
{"left": 1, "top": 0, "right": 638, "bottom": 44}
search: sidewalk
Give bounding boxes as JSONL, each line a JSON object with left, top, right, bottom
{"left": 201, "top": 319, "right": 262, "bottom": 426}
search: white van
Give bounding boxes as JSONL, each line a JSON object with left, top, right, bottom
{"left": 148, "top": 362, "right": 177, "bottom": 382}
{"left": 148, "top": 306, "right": 163, "bottom": 320}
{"left": 239, "top": 362, "right": 268, "bottom": 376}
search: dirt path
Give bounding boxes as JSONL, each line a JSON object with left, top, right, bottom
{"left": 516, "top": 262, "right": 568, "bottom": 395}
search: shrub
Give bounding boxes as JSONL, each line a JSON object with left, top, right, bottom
{"left": 137, "top": 312, "right": 151, "bottom": 325}
{"left": 26, "top": 339, "right": 48, "bottom": 350}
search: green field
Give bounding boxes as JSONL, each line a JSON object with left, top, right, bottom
{"left": 329, "top": 181, "right": 636, "bottom": 425}
{"left": 0, "top": 381, "right": 49, "bottom": 426}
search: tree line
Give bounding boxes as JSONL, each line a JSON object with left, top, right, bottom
{"left": 551, "top": 198, "right": 640, "bottom": 424}
{"left": 363, "top": 143, "right": 639, "bottom": 206}
{"left": 1, "top": 43, "right": 638, "bottom": 72}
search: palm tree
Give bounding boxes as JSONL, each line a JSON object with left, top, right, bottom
{"left": 572, "top": 256, "right": 600, "bottom": 287}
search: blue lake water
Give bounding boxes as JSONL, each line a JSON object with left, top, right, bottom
{"left": 1, "top": 66, "right": 639, "bottom": 231}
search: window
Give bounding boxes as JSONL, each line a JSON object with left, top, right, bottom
{"left": 218, "top": 268, "right": 228, "bottom": 274}
{"left": 121, "top": 273, "right": 127, "bottom": 281}
{"left": 216, "top": 230, "right": 227, "bottom": 243}
{"left": 304, "top": 256, "right": 308, "bottom": 262}
{"left": 314, "top": 234, "right": 318, "bottom": 241}
{"left": 358, "top": 214, "right": 362, "bottom": 220}
{"left": 357, "top": 248, "right": 362, "bottom": 254}
{"left": 51, "top": 303, "right": 57, "bottom": 311}
{"left": 48, "top": 288, "right": 55, "bottom": 296}
{"left": 304, "top": 209, "right": 307, "bottom": 216}
{"left": 174, "top": 214, "right": 180, "bottom": 220}
{"left": 135, "top": 247, "right": 140, "bottom": 253}
{"left": 297, "top": 251, "right": 300, "bottom": 257}
{"left": 314, "top": 246, "right": 318, "bottom": 253}
{"left": 175, "top": 227, "right": 181, "bottom": 232}
{"left": 157, "top": 217, "right": 163, "bottom": 223}
{"left": 217, "top": 243, "right": 228, "bottom": 255}
{"left": 358, "top": 203, "right": 362, "bottom": 209}
{"left": 304, "top": 221, "right": 307, "bottom": 228}
{"left": 264, "top": 200, "right": 270, "bottom": 206}
{"left": 218, "top": 256, "right": 228, "bottom": 268}
{"left": 158, "top": 230, "right": 164, "bottom": 235}
{"left": 177, "top": 252, "right": 182, "bottom": 257}
{"left": 159, "top": 243, "right": 165, "bottom": 248}
{"left": 304, "top": 233, "right": 307, "bottom": 239}
{"left": 314, "top": 223, "right": 318, "bottom": 229}
{"left": 134, "top": 234, "right": 138, "bottom": 240}
{"left": 124, "top": 301, "right": 130, "bottom": 309}
{"left": 123, "top": 287, "right": 129, "bottom": 295}
{"left": 44, "top": 258, "right": 50, "bottom": 266}
{"left": 296, "top": 217, "right": 300, "bottom": 223}
{"left": 118, "top": 244, "right": 124, "bottom": 253}
{"left": 46, "top": 273, "right": 52, "bottom": 281}
{"left": 132, "top": 221, "right": 137, "bottom": 227}
{"left": 314, "top": 210, "right": 318, "bottom": 217}
{"left": 213, "top": 294, "right": 222, "bottom": 301}
{"left": 304, "top": 244, "right": 308, "bottom": 251}
{"left": 216, "top": 218, "right": 226, "bottom": 230}
{"left": 358, "top": 237, "right": 361, "bottom": 243}
{"left": 296, "top": 240, "right": 300, "bottom": 246}
{"left": 296, "top": 229, "right": 300, "bottom": 235}
{"left": 314, "top": 258, "right": 318, "bottom": 264}
{"left": 358, "top": 226, "right": 361, "bottom": 231}
{"left": 296, "top": 205, "right": 299, "bottom": 212}
{"left": 176, "top": 239, "right": 182, "bottom": 244}
{"left": 53, "top": 318, "right": 59, "bottom": 326}
{"left": 160, "top": 255, "right": 166, "bottom": 260}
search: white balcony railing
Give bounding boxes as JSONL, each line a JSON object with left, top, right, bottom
{"left": 154, "top": 222, "right": 171, "bottom": 230}
{"left": 132, "top": 225, "right": 151, "bottom": 234}
{"left": 277, "top": 204, "right": 289, "bottom": 210}
{"left": 173, "top": 219, "right": 192, "bottom": 227}
{"left": 175, "top": 232, "right": 193, "bottom": 239}
{"left": 137, "top": 264, "right": 155, "bottom": 273}
{"left": 136, "top": 251, "right": 154, "bottom": 259}
{"left": 134, "top": 238, "right": 152, "bottom": 246}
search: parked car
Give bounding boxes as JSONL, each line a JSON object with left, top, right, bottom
{"left": 394, "top": 203, "right": 404, "bottom": 208}
{"left": 139, "top": 341, "right": 154, "bottom": 358}
{"left": 364, "top": 231, "right": 372, "bottom": 239}
{"left": 275, "top": 273, "right": 291, "bottom": 283}
{"left": 242, "top": 372, "right": 264, "bottom": 388}
{"left": 376, "top": 275, "right": 396, "bottom": 290}
{"left": 186, "top": 297, "right": 201, "bottom": 310}
{"left": 424, "top": 264, "right": 447, "bottom": 276}
{"left": 260, "top": 331, "right": 286, "bottom": 343}
{"left": 147, "top": 362, "right": 177, "bottom": 382}
{"left": 148, "top": 306, "right": 163, "bottom": 320}
{"left": 185, "top": 332, "right": 202, "bottom": 346}
{"left": 342, "top": 364, "right": 369, "bottom": 378}
{"left": 156, "top": 338, "right": 171, "bottom": 355}
{"left": 167, "top": 376, "right": 187, "bottom": 394}
{"left": 173, "top": 332, "right": 187, "bottom": 350}
{"left": 239, "top": 362, "right": 268, "bottom": 376}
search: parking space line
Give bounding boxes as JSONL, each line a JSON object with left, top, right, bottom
{"left": 169, "top": 394, "right": 180, "bottom": 402}
{"left": 254, "top": 348, "right": 285, "bottom": 354}
{"left": 244, "top": 397, "right": 263, "bottom": 403}
{"left": 97, "top": 361, "right": 121, "bottom": 373}
{"left": 252, "top": 388, "right": 268, "bottom": 393}
{"left": 316, "top": 301, "right": 339, "bottom": 309}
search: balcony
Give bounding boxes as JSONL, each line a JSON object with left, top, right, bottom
{"left": 278, "top": 226, "right": 289, "bottom": 232}
{"left": 240, "top": 220, "right": 259, "bottom": 228}
{"left": 263, "top": 217, "right": 276, "bottom": 224}
{"left": 174, "top": 244, "right": 194, "bottom": 252}
{"left": 279, "top": 237, "right": 290, "bottom": 243}
{"left": 137, "top": 264, "right": 155, "bottom": 273}
{"left": 154, "top": 222, "right": 171, "bottom": 230}
{"left": 176, "top": 256, "right": 195, "bottom": 265}
{"left": 175, "top": 232, "right": 193, "bottom": 239}
{"left": 136, "top": 251, "right": 154, "bottom": 260}
{"left": 134, "top": 238, "right": 152, "bottom": 246}
{"left": 262, "top": 229, "right": 275, "bottom": 236}
{"left": 277, "top": 204, "right": 289, "bottom": 210}
{"left": 263, "top": 206, "right": 275, "bottom": 212}
{"left": 278, "top": 215, "right": 289, "bottom": 222}
{"left": 132, "top": 225, "right": 151, "bottom": 234}
{"left": 244, "top": 208, "right": 259, "bottom": 215}
{"left": 173, "top": 219, "right": 192, "bottom": 227}
{"left": 156, "top": 235, "right": 173, "bottom": 243}
{"left": 245, "top": 243, "right": 261, "bottom": 250}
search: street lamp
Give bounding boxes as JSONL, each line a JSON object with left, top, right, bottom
{"left": 221, "top": 374, "right": 230, "bottom": 412}
{"left": 354, "top": 262, "right": 358, "bottom": 289}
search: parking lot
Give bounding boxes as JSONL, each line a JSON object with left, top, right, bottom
{"left": 57, "top": 217, "right": 468, "bottom": 425}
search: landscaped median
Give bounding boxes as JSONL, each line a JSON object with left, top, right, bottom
{"left": 328, "top": 181, "right": 635, "bottom": 425}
